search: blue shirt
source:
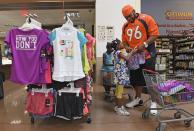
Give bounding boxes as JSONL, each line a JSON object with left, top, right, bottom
{"left": 101, "top": 52, "right": 114, "bottom": 72}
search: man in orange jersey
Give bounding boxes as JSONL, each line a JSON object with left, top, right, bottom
{"left": 122, "top": 4, "right": 159, "bottom": 115}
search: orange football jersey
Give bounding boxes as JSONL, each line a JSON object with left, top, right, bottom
{"left": 122, "top": 14, "right": 159, "bottom": 49}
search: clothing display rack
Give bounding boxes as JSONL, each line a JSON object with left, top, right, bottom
{"left": 4, "top": 14, "right": 95, "bottom": 124}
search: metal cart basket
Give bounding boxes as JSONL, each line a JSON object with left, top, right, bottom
{"left": 142, "top": 69, "right": 194, "bottom": 131}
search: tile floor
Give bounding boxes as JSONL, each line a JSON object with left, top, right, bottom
{"left": 0, "top": 80, "right": 194, "bottom": 131}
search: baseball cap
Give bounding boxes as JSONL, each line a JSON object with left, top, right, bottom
{"left": 122, "top": 4, "right": 134, "bottom": 17}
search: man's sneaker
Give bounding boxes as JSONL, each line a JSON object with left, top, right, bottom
{"left": 150, "top": 101, "right": 157, "bottom": 115}
{"left": 126, "top": 97, "right": 141, "bottom": 108}
{"left": 114, "top": 106, "right": 119, "bottom": 112}
{"left": 115, "top": 106, "right": 130, "bottom": 116}
{"left": 121, "top": 106, "right": 130, "bottom": 116}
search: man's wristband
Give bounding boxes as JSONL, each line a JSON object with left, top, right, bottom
{"left": 143, "top": 42, "right": 148, "bottom": 48}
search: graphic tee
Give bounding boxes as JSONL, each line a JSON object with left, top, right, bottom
{"left": 4, "top": 28, "right": 50, "bottom": 84}
{"left": 49, "top": 27, "right": 86, "bottom": 82}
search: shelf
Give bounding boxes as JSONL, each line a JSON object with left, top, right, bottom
{"left": 157, "top": 52, "right": 171, "bottom": 55}
{"left": 176, "top": 51, "right": 194, "bottom": 54}
{"left": 178, "top": 40, "right": 194, "bottom": 46}
{"left": 177, "top": 42, "right": 194, "bottom": 47}
{"left": 175, "top": 59, "right": 194, "bottom": 61}
{"left": 2, "top": 58, "right": 12, "bottom": 65}
{"left": 175, "top": 39, "right": 194, "bottom": 43}
{"left": 175, "top": 67, "right": 194, "bottom": 70}
{"left": 155, "top": 36, "right": 194, "bottom": 76}
{"left": 155, "top": 70, "right": 168, "bottom": 73}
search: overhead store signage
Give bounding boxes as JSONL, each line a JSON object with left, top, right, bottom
{"left": 165, "top": 10, "right": 193, "bottom": 20}
{"left": 65, "top": 11, "right": 80, "bottom": 18}
{"left": 142, "top": 0, "right": 194, "bottom": 35}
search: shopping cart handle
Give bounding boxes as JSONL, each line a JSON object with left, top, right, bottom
{"left": 143, "top": 69, "right": 157, "bottom": 74}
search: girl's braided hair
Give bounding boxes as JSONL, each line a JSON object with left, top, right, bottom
{"left": 111, "top": 38, "right": 121, "bottom": 50}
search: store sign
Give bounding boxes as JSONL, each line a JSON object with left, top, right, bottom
{"left": 65, "top": 11, "right": 80, "bottom": 18}
{"left": 142, "top": 0, "right": 194, "bottom": 35}
{"left": 165, "top": 10, "right": 193, "bottom": 20}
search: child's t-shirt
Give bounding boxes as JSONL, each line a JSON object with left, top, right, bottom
{"left": 4, "top": 28, "right": 50, "bottom": 84}
{"left": 128, "top": 52, "right": 145, "bottom": 70}
{"left": 49, "top": 27, "right": 86, "bottom": 82}
{"left": 86, "top": 33, "right": 95, "bottom": 62}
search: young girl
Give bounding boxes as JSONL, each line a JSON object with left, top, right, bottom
{"left": 114, "top": 42, "right": 136, "bottom": 116}
{"left": 101, "top": 42, "right": 114, "bottom": 97}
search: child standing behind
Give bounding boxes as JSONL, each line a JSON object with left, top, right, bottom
{"left": 114, "top": 42, "right": 136, "bottom": 116}
{"left": 101, "top": 42, "right": 114, "bottom": 97}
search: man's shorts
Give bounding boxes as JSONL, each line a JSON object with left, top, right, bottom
{"left": 115, "top": 84, "right": 124, "bottom": 99}
{"left": 130, "top": 57, "right": 156, "bottom": 87}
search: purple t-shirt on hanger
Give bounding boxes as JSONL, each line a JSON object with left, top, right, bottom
{"left": 4, "top": 28, "right": 50, "bottom": 84}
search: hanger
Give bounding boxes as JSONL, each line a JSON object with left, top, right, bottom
{"left": 19, "top": 14, "right": 42, "bottom": 30}
{"left": 31, "top": 85, "right": 53, "bottom": 97}
{"left": 30, "top": 18, "right": 42, "bottom": 29}
{"left": 61, "top": 15, "right": 74, "bottom": 30}
{"left": 19, "top": 16, "right": 34, "bottom": 30}
{"left": 58, "top": 82, "right": 81, "bottom": 97}
{"left": 65, "top": 15, "right": 73, "bottom": 26}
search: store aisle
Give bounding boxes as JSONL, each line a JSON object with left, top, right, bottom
{"left": 0, "top": 80, "right": 193, "bottom": 131}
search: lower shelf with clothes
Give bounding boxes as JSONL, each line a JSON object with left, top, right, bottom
{"left": 25, "top": 77, "right": 93, "bottom": 124}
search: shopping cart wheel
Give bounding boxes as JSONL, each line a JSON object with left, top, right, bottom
{"left": 156, "top": 127, "right": 164, "bottom": 131}
{"left": 142, "top": 109, "right": 150, "bottom": 119}
{"left": 156, "top": 123, "right": 166, "bottom": 131}
{"left": 86, "top": 117, "right": 92, "bottom": 124}
{"left": 174, "top": 112, "right": 181, "bottom": 119}
{"left": 109, "top": 97, "right": 114, "bottom": 102}
{"left": 31, "top": 117, "right": 35, "bottom": 124}
{"left": 128, "top": 94, "right": 132, "bottom": 101}
{"left": 184, "top": 120, "right": 192, "bottom": 127}
{"left": 104, "top": 95, "right": 110, "bottom": 100}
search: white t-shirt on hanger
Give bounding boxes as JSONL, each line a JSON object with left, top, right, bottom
{"left": 49, "top": 26, "right": 87, "bottom": 82}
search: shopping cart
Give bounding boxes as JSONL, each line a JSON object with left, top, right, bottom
{"left": 142, "top": 69, "right": 194, "bottom": 131}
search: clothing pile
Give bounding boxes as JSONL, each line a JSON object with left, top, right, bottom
{"left": 157, "top": 80, "right": 193, "bottom": 96}
{"left": 156, "top": 80, "right": 194, "bottom": 104}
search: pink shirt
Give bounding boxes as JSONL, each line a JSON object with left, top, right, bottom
{"left": 85, "top": 33, "right": 95, "bottom": 62}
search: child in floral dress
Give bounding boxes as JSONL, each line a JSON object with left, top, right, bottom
{"left": 114, "top": 42, "right": 136, "bottom": 116}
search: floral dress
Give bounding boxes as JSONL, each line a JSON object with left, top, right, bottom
{"left": 114, "top": 49, "right": 129, "bottom": 85}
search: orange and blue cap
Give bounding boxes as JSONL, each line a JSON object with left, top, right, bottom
{"left": 122, "top": 4, "right": 134, "bottom": 17}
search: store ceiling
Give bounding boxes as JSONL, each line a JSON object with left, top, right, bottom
{"left": 0, "top": 0, "right": 95, "bottom": 4}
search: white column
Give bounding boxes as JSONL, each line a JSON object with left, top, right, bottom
{"left": 95, "top": 0, "right": 141, "bottom": 57}
{"left": 95, "top": 0, "right": 141, "bottom": 84}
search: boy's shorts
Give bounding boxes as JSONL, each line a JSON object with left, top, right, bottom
{"left": 130, "top": 57, "right": 156, "bottom": 87}
{"left": 115, "top": 85, "right": 124, "bottom": 99}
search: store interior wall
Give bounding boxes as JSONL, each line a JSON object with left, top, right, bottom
{"left": 95, "top": 0, "right": 141, "bottom": 84}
